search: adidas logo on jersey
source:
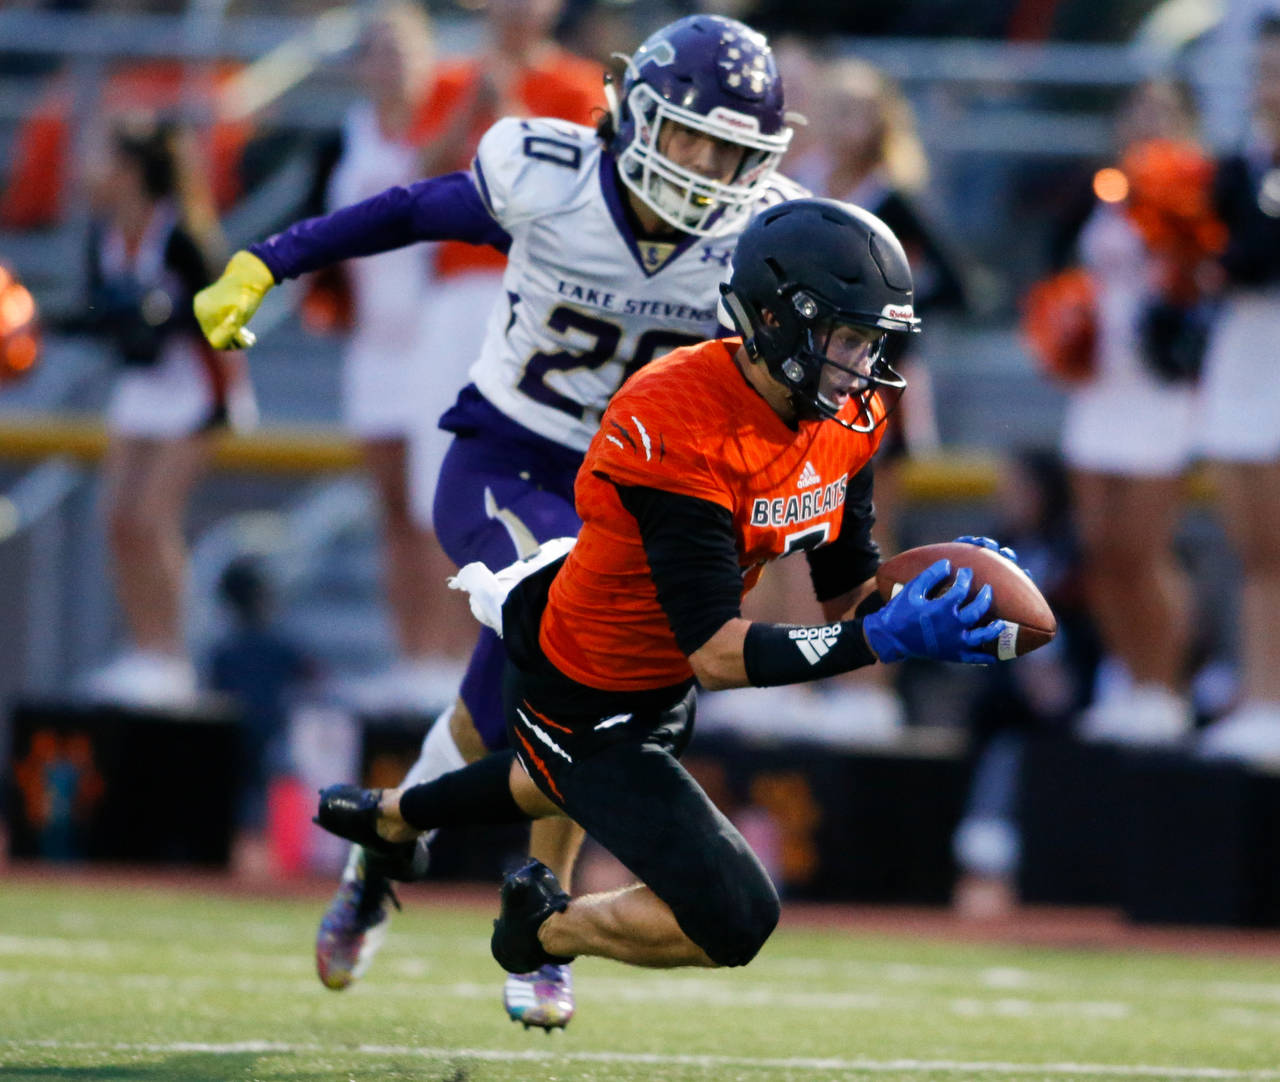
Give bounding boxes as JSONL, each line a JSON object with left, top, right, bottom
{"left": 788, "top": 624, "right": 841, "bottom": 665}
{"left": 797, "top": 461, "right": 821, "bottom": 489}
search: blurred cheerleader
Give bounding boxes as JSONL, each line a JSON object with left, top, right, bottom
{"left": 1198, "top": 17, "right": 1280, "bottom": 762}
{"left": 81, "top": 116, "right": 255, "bottom": 708}
{"left": 1052, "top": 79, "right": 1223, "bottom": 745}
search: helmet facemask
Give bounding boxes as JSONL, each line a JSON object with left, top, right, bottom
{"left": 610, "top": 74, "right": 792, "bottom": 236}
{"left": 723, "top": 283, "right": 908, "bottom": 433}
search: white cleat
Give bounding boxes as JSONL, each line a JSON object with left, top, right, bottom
{"left": 503, "top": 964, "right": 575, "bottom": 1031}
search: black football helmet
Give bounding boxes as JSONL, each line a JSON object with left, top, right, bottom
{"left": 719, "top": 198, "right": 919, "bottom": 432}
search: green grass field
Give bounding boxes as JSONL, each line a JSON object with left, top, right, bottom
{"left": 4, "top": 878, "right": 1280, "bottom": 1082}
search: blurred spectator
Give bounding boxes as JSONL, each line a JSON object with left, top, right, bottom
{"left": 770, "top": 36, "right": 824, "bottom": 167}
{"left": 951, "top": 450, "right": 1100, "bottom": 916}
{"left": 0, "top": 60, "right": 250, "bottom": 229}
{"left": 743, "top": 0, "right": 1152, "bottom": 40}
{"left": 556, "top": 0, "right": 657, "bottom": 68}
{"left": 736, "top": 56, "right": 967, "bottom": 740}
{"left": 1045, "top": 79, "right": 1220, "bottom": 746}
{"left": 329, "top": 0, "right": 602, "bottom": 711}
{"left": 209, "top": 556, "right": 313, "bottom": 876}
{"left": 797, "top": 57, "right": 966, "bottom": 534}
{"left": 307, "top": 1, "right": 473, "bottom": 711}
{"left": 77, "top": 116, "right": 256, "bottom": 709}
{"left": 1197, "top": 15, "right": 1280, "bottom": 763}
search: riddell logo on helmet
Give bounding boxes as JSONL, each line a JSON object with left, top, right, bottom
{"left": 882, "top": 304, "right": 914, "bottom": 320}
{"left": 708, "top": 107, "right": 761, "bottom": 133}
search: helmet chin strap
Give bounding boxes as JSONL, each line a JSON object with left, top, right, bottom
{"left": 603, "top": 65, "right": 625, "bottom": 129}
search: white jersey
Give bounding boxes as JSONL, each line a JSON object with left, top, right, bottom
{"left": 467, "top": 116, "right": 807, "bottom": 451}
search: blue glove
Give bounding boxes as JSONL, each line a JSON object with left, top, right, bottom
{"left": 862, "top": 559, "right": 1004, "bottom": 664}
{"left": 955, "top": 534, "right": 1037, "bottom": 583}
{"left": 954, "top": 534, "right": 1020, "bottom": 565}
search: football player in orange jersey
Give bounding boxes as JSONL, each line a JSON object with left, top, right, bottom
{"left": 199, "top": 13, "right": 803, "bottom": 1024}
{"left": 315, "top": 199, "right": 1010, "bottom": 975}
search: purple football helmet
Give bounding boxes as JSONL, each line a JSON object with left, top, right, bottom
{"left": 607, "top": 15, "right": 793, "bottom": 235}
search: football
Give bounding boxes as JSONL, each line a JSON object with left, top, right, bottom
{"left": 875, "top": 541, "right": 1057, "bottom": 659}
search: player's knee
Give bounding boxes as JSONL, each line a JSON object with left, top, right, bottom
{"left": 448, "top": 699, "right": 489, "bottom": 763}
{"left": 695, "top": 864, "right": 780, "bottom": 968}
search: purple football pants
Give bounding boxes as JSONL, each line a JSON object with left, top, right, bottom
{"left": 431, "top": 407, "right": 582, "bottom": 750}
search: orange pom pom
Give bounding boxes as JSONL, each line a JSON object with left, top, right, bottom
{"left": 1118, "top": 138, "right": 1227, "bottom": 302}
{"left": 1020, "top": 268, "right": 1098, "bottom": 385}
{"left": 0, "top": 261, "right": 39, "bottom": 385}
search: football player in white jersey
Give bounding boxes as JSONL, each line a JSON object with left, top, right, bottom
{"left": 195, "top": 13, "right": 804, "bottom": 1030}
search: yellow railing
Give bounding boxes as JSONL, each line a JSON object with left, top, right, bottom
{"left": 0, "top": 412, "right": 1215, "bottom": 500}
{"left": 0, "top": 413, "right": 362, "bottom": 474}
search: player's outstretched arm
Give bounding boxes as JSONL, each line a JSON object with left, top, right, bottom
{"left": 701, "top": 612, "right": 882, "bottom": 691}
{"left": 695, "top": 561, "right": 1003, "bottom": 691}
{"left": 194, "top": 171, "right": 511, "bottom": 350}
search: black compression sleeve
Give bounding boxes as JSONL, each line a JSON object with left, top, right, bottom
{"left": 614, "top": 484, "right": 743, "bottom": 656}
{"left": 398, "top": 750, "right": 528, "bottom": 830}
{"left": 742, "top": 619, "right": 878, "bottom": 687}
{"left": 805, "top": 462, "right": 880, "bottom": 603}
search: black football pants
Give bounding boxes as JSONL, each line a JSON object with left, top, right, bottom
{"left": 505, "top": 675, "right": 780, "bottom": 967}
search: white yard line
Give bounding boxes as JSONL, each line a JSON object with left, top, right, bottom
{"left": 0, "top": 967, "right": 1138, "bottom": 1017}
{"left": 6, "top": 1039, "right": 1280, "bottom": 1078}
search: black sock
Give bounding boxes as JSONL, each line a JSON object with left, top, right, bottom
{"left": 398, "top": 750, "right": 529, "bottom": 831}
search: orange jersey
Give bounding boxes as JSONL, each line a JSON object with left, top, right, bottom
{"left": 539, "top": 338, "right": 885, "bottom": 691}
{"left": 412, "top": 51, "right": 603, "bottom": 279}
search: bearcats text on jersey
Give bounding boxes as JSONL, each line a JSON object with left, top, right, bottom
{"left": 749, "top": 476, "right": 848, "bottom": 528}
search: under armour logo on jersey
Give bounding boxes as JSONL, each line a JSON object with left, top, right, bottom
{"left": 700, "top": 246, "right": 732, "bottom": 266}
{"left": 788, "top": 624, "right": 841, "bottom": 665}
{"left": 797, "top": 461, "right": 821, "bottom": 489}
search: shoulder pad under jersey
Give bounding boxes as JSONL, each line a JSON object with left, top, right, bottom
{"left": 471, "top": 116, "right": 600, "bottom": 228}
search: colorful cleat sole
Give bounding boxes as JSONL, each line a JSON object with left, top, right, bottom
{"left": 315, "top": 846, "right": 399, "bottom": 991}
{"left": 503, "top": 964, "right": 575, "bottom": 1031}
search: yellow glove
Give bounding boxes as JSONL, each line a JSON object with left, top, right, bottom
{"left": 193, "top": 250, "right": 275, "bottom": 349}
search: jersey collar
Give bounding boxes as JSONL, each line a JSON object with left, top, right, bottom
{"left": 599, "top": 155, "right": 703, "bottom": 279}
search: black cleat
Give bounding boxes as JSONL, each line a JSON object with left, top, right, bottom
{"left": 491, "top": 859, "right": 576, "bottom": 975}
{"left": 314, "top": 784, "right": 418, "bottom": 862}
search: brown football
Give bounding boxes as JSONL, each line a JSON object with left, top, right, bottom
{"left": 875, "top": 542, "right": 1057, "bottom": 659}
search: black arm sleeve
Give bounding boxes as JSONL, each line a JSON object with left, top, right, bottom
{"left": 1214, "top": 155, "right": 1280, "bottom": 287}
{"left": 804, "top": 462, "right": 880, "bottom": 604}
{"left": 164, "top": 228, "right": 216, "bottom": 333}
{"left": 614, "top": 484, "right": 744, "bottom": 656}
